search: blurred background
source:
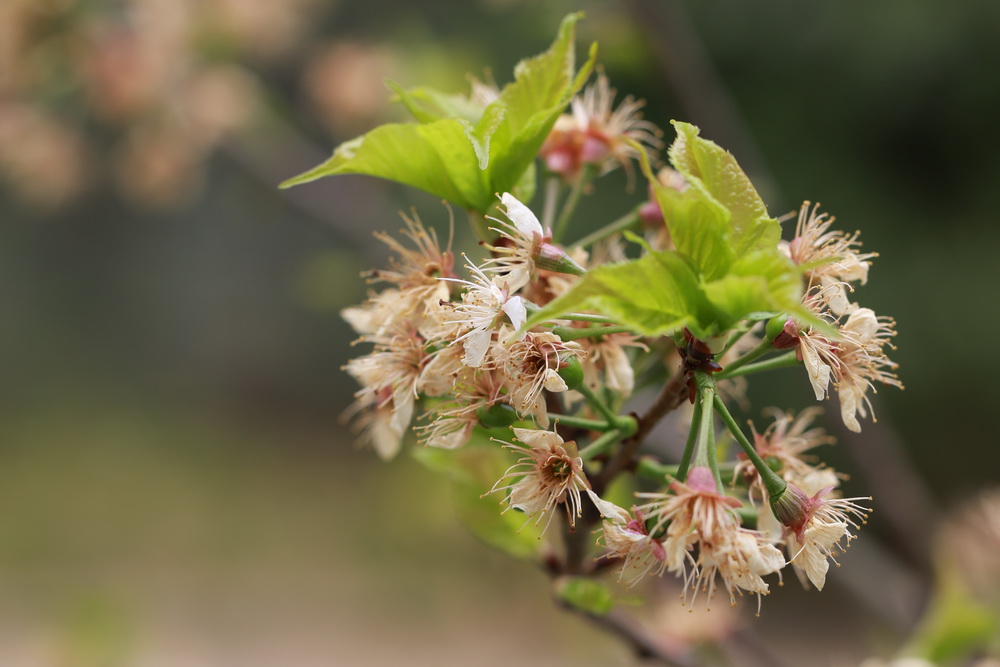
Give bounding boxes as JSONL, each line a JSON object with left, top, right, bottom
{"left": 2, "top": 0, "right": 999, "bottom": 665}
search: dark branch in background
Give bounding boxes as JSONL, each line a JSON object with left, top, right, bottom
{"left": 624, "top": 0, "right": 780, "bottom": 203}
{"left": 222, "top": 123, "right": 395, "bottom": 257}
{"left": 595, "top": 370, "right": 688, "bottom": 493}
{"left": 839, "top": 411, "right": 937, "bottom": 578}
{"left": 555, "top": 599, "right": 698, "bottom": 667}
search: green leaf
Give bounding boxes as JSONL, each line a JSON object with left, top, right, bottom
{"left": 668, "top": 122, "right": 780, "bottom": 260}
{"left": 911, "top": 569, "right": 999, "bottom": 664}
{"left": 557, "top": 577, "right": 615, "bottom": 616}
{"left": 281, "top": 13, "right": 596, "bottom": 214}
{"left": 389, "top": 81, "right": 488, "bottom": 125}
{"left": 412, "top": 434, "right": 542, "bottom": 558}
{"left": 527, "top": 122, "right": 813, "bottom": 339}
{"left": 653, "top": 182, "right": 732, "bottom": 280}
{"left": 522, "top": 250, "right": 702, "bottom": 336}
{"left": 280, "top": 120, "right": 489, "bottom": 208}
{"left": 701, "top": 250, "right": 804, "bottom": 333}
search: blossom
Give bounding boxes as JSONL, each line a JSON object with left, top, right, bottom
{"left": 736, "top": 407, "right": 837, "bottom": 503}
{"left": 489, "top": 428, "right": 590, "bottom": 532}
{"left": 833, "top": 308, "right": 903, "bottom": 432}
{"left": 783, "top": 202, "right": 876, "bottom": 315}
{"left": 799, "top": 304, "right": 901, "bottom": 432}
{"left": 342, "top": 212, "right": 454, "bottom": 336}
{"left": 443, "top": 257, "right": 527, "bottom": 367}
{"left": 769, "top": 480, "right": 871, "bottom": 590}
{"left": 540, "top": 72, "right": 663, "bottom": 185}
{"left": 417, "top": 368, "right": 505, "bottom": 450}
{"left": 637, "top": 467, "right": 784, "bottom": 610}
{"left": 578, "top": 332, "right": 646, "bottom": 397}
{"left": 588, "top": 491, "right": 668, "bottom": 587}
{"left": 497, "top": 331, "right": 581, "bottom": 427}
{"left": 343, "top": 329, "right": 428, "bottom": 460}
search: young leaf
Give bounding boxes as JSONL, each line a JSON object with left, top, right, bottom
{"left": 667, "top": 121, "right": 780, "bottom": 259}
{"left": 389, "top": 81, "right": 488, "bottom": 125}
{"left": 557, "top": 577, "right": 615, "bottom": 616}
{"left": 701, "top": 249, "right": 806, "bottom": 333}
{"left": 522, "top": 250, "right": 702, "bottom": 337}
{"left": 412, "top": 435, "right": 543, "bottom": 558}
{"left": 281, "top": 13, "right": 595, "bottom": 215}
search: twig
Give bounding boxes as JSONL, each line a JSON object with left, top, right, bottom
{"left": 555, "top": 599, "right": 698, "bottom": 667}
{"left": 595, "top": 370, "right": 688, "bottom": 493}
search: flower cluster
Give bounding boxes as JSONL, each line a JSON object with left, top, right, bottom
{"left": 777, "top": 202, "right": 903, "bottom": 432}
{"left": 332, "top": 57, "right": 903, "bottom": 625}
{"left": 343, "top": 196, "right": 603, "bottom": 459}
{"left": 540, "top": 72, "right": 663, "bottom": 185}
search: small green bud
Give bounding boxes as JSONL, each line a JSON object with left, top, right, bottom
{"left": 765, "top": 314, "right": 788, "bottom": 341}
{"left": 769, "top": 483, "right": 810, "bottom": 532}
{"left": 477, "top": 403, "right": 519, "bottom": 429}
{"left": 556, "top": 356, "right": 585, "bottom": 390}
{"left": 535, "top": 242, "right": 586, "bottom": 275}
{"left": 766, "top": 315, "right": 800, "bottom": 350}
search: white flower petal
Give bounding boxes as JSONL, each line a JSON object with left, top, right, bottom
{"left": 501, "top": 296, "right": 527, "bottom": 334}
{"left": 501, "top": 192, "right": 544, "bottom": 238}
{"left": 543, "top": 368, "right": 568, "bottom": 393}
{"left": 838, "top": 383, "right": 864, "bottom": 433}
{"left": 586, "top": 490, "right": 632, "bottom": 525}
{"left": 843, "top": 307, "right": 879, "bottom": 341}
{"left": 461, "top": 328, "right": 492, "bottom": 368}
{"left": 511, "top": 427, "right": 563, "bottom": 450}
{"left": 800, "top": 339, "right": 831, "bottom": 400}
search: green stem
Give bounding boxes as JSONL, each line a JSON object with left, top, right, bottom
{"left": 716, "top": 336, "right": 774, "bottom": 377}
{"left": 467, "top": 209, "right": 492, "bottom": 243}
{"left": 705, "top": 398, "right": 723, "bottom": 492}
{"left": 713, "top": 395, "right": 786, "bottom": 498}
{"left": 558, "top": 312, "right": 617, "bottom": 324}
{"left": 690, "top": 387, "right": 715, "bottom": 468}
{"left": 637, "top": 457, "right": 739, "bottom": 483}
{"left": 571, "top": 207, "right": 642, "bottom": 249}
{"left": 552, "top": 324, "right": 635, "bottom": 342}
{"left": 573, "top": 381, "right": 619, "bottom": 425}
{"left": 674, "top": 393, "right": 703, "bottom": 483}
{"left": 549, "top": 413, "right": 615, "bottom": 432}
{"left": 542, "top": 176, "right": 561, "bottom": 231}
{"left": 572, "top": 383, "right": 636, "bottom": 436}
{"left": 720, "top": 325, "right": 752, "bottom": 357}
{"left": 689, "top": 384, "right": 722, "bottom": 491}
{"left": 553, "top": 164, "right": 597, "bottom": 243}
{"left": 579, "top": 429, "right": 622, "bottom": 461}
{"left": 716, "top": 351, "right": 800, "bottom": 380}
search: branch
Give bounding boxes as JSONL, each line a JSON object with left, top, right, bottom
{"left": 595, "top": 370, "right": 688, "bottom": 492}
{"left": 555, "top": 600, "right": 697, "bottom": 667}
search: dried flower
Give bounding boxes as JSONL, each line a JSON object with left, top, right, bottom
{"left": 638, "top": 468, "right": 784, "bottom": 610}
{"left": 769, "top": 480, "right": 871, "bottom": 590}
{"left": 783, "top": 202, "right": 877, "bottom": 315}
{"left": 540, "top": 72, "right": 663, "bottom": 185}
{"left": 490, "top": 428, "right": 590, "bottom": 532}
{"left": 588, "top": 491, "right": 668, "bottom": 587}
{"left": 444, "top": 258, "right": 527, "bottom": 367}
{"left": 498, "top": 331, "right": 581, "bottom": 427}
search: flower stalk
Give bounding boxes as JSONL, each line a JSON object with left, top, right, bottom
{"left": 551, "top": 324, "right": 636, "bottom": 342}
{"left": 571, "top": 206, "right": 642, "bottom": 249}
{"left": 578, "top": 428, "right": 622, "bottom": 461}
{"left": 716, "top": 350, "right": 800, "bottom": 379}
{"left": 715, "top": 335, "right": 775, "bottom": 377}
{"left": 553, "top": 163, "right": 599, "bottom": 242}
{"left": 690, "top": 379, "right": 722, "bottom": 491}
{"left": 713, "top": 394, "right": 787, "bottom": 498}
